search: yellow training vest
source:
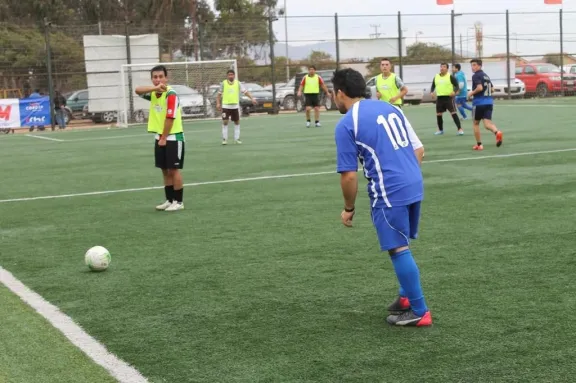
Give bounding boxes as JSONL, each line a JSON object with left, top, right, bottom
{"left": 147, "top": 86, "right": 183, "bottom": 135}
{"left": 303, "top": 74, "right": 320, "bottom": 94}
{"left": 376, "top": 73, "right": 402, "bottom": 105}
{"left": 434, "top": 74, "right": 453, "bottom": 96}
{"left": 222, "top": 80, "right": 240, "bottom": 105}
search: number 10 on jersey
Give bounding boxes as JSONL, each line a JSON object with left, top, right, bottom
{"left": 377, "top": 114, "right": 409, "bottom": 150}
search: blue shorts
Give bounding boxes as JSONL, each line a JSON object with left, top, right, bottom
{"left": 371, "top": 202, "right": 421, "bottom": 251}
{"left": 455, "top": 96, "right": 468, "bottom": 105}
{"left": 473, "top": 104, "right": 493, "bottom": 121}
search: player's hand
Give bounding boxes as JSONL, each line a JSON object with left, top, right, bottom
{"left": 216, "top": 104, "right": 221, "bottom": 111}
{"left": 467, "top": 91, "right": 474, "bottom": 100}
{"left": 341, "top": 209, "right": 355, "bottom": 227}
{"left": 251, "top": 99, "right": 257, "bottom": 105}
{"left": 389, "top": 96, "right": 399, "bottom": 103}
{"left": 297, "top": 91, "right": 302, "bottom": 97}
{"left": 376, "top": 91, "right": 382, "bottom": 99}
{"left": 158, "top": 137, "right": 167, "bottom": 147}
{"left": 154, "top": 83, "right": 167, "bottom": 93}
{"left": 449, "top": 91, "right": 455, "bottom": 97}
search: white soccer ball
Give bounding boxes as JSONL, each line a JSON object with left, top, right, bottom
{"left": 85, "top": 246, "right": 111, "bottom": 271}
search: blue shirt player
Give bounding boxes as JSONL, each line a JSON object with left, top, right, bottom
{"left": 332, "top": 68, "right": 432, "bottom": 327}
{"left": 468, "top": 58, "right": 503, "bottom": 151}
{"left": 452, "top": 63, "right": 473, "bottom": 119}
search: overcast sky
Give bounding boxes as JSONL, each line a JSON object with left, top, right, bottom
{"left": 271, "top": 0, "right": 576, "bottom": 58}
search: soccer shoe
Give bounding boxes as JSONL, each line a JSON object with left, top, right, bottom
{"left": 155, "top": 200, "right": 172, "bottom": 211}
{"left": 235, "top": 139, "right": 242, "bottom": 144}
{"left": 315, "top": 122, "right": 321, "bottom": 127}
{"left": 165, "top": 202, "right": 184, "bottom": 212}
{"left": 387, "top": 296, "right": 411, "bottom": 314}
{"left": 457, "top": 129, "right": 464, "bottom": 136}
{"left": 434, "top": 131, "right": 444, "bottom": 135}
{"left": 386, "top": 310, "right": 432, "bottom": 327}
{"left": 496, "top": 131, "right": 503, "bottom": 147}
{"left": 222, "top": 139, "right": 228, "bottom": 145}
{"left": 473, "top": 144, "right": 484, "bottom": 151}
{"left": 306, "top": 121, "right": 311, "bottom": 128}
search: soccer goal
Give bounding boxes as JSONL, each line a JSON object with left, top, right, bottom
{"left": 117, "top": 59, "right": 237, "bottom": 127}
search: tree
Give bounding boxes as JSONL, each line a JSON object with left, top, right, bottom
{"left": 543, "top": 53, "right": 562, "bottom": 67}
{"left": 301, "top": 50, "right": 336, "bottom": 70}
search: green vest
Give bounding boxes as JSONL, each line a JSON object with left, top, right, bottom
{"left": 147, "top": 86, "right": 183, "bottom": 135}
{"left": 222, "top": 80, "right": 240, "bottom": 105}
{"left": 434, "top": 73, "right": 453, "bottom": 96}
{"left": 376, "top": 73, "right": 402, "bottom": 105}
{"left": 303, "top": 74, "right": 320, "bottom": 94}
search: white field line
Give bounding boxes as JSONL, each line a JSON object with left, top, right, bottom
{"left": 1, "top": 147, "right": 575, "bottom": 204}
{"left": 25, "top": 134, "right": 64, "bottom": 142}
{"left": 0, "top": 267, "right": 148, "bottom": 383}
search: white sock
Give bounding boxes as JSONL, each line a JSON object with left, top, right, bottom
{"left": 222, "top": 125, "right": 228, "bottom": 140}
{"left": 234, "top": 124, "right": 240, "bottom": 140}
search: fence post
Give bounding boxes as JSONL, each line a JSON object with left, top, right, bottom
{"left": 397, "top": 11, "right": 403, "bottom": 79}
{"left": 124, "top": 15, "right": 134, "bottom": 122}
{"left": 268, "top": 14, "right": 278, "bottom": 114}
{"left": 506, "top": 10, "right": 511, "bottom": 100}
{"left": 334, "top": 13, "right": 340, "bottom": 69}
{"left": 43, "top": 18, "right": 55, "bottom": 131}
{"left": 559, "top": 8, "right": 564, "bottom": 97}
{"left": 450, "top": 10, "right": 456, "bottom": 67}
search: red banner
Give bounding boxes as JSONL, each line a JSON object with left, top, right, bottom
{"left": 437, "top": 0, "right": 454, "bottom": 4}
{"left": 544, "top": 0, "right": 562, "bottom": 4}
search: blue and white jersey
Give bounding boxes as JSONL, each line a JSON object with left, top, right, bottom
{"left": 335, "top": 99, "right": 424, "bottom": 208}
{"left": 471, "top": 70, "right": 494, "bottom": 106}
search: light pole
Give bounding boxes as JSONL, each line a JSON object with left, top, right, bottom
{"left": 283, "top": 0, "right": 289, "bottom": 82}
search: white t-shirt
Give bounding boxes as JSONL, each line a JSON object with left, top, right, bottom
{"left": 218, "top": 80, "right": 248, "bottom": 110}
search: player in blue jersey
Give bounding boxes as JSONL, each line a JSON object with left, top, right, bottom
{"left": 453, "top": 64, "right": 473, "bottom": 119}
{"left": 332, "top": 68, "right": 432, "bottom": 327}
{"left": 468, "top": 59, "right": 503, "bottom": 150}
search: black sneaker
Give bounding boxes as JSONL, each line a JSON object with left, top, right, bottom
{"left": 386, "top": 310, "right": 432, "bottom": 327}
{"left": 387, "top": 296, "right": 411, "bottom": 314}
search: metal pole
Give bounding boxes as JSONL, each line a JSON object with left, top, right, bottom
{"left": 125, "top": 15, "right": 134, "bottom": 122}
{"left": 334, "top": 13, "right": 340, "bottom": 69}
{"left": 397, "top": 11, "right": 403, "bottom": 79}
{"left": 44, "top": 18, "right": 55, "bottom": 131}
{"left": 560, "top": 8, "right": 564, "bottom": 97}
{"left": 284, "top": 0, "right": 289, "bottom": 82}
{"left": 451, "top": 10, "right": 456, "bottom": 67}
{"left": 268, "top": 14, "right": 278, "bottom": 114}
{"left": 459, "top": 33, "right": 463, "bottom": 57}
{"left": 505, "top": 10, "right": 511, "bottom": 100}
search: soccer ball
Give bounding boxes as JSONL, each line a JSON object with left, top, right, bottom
{"left": 85, "top": 246, "right": 111, "bottom": 271}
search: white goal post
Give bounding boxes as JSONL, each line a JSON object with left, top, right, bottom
{"left": 118, "top": 59, "right": 238, "bottom": 127}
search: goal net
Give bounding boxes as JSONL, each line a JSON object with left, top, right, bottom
{"left": 117, "top": 60, "right": 237, "bottom": 127}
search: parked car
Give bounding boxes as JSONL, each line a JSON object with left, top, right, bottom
{"left": 240, "top": 83, "right": 279, "bottom": 116}
{"left": 366, "top": 76, "right": 424, "bottom": 105}
{"left": 294, "top": 70, "right": 339, "bottom": 112}
{"left": 515, "top": 63, "right": 576, "bottom": 97}
{"left": 491, "top": 78, "right": 526, "bottom": 99}
{"left": 66, "top": 89, "right": 89, "bottom": 118}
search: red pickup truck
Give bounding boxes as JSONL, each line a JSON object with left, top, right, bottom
{"left": 515, "top": 63, "right": 576, "bottom": 97}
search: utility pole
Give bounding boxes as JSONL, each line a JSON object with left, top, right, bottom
{"left": 369, "top": 24, "right": 381, "bottom": 39}
{"left": 190, "top": 0, "right": 198, "bottom": 61}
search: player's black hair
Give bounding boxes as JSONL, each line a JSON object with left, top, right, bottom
{"left": 227, "top": 69, "right": 235, "bottom": 75}
{"left": 380, "top": 58, "right": 391, "bottom": 63}
{"left": 309, "top": 65, "right": 316, "bottom": 70}
{"left": 454, "top": 63, "right": 461, "bottom": 70}
{"left": 150, "top": 65, "right": 168, "bottom": 77}
{"left": 440, "top": 62, "right": 449, "bottom": 68}
{"left": 470, "top": 58, "right": 483, "bottom": 66}
{"left": 331, "top": 68, "right": 366, "bottom": 99}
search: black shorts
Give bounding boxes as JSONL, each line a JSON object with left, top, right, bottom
{"left": 436, "top": 97, "right": 456, "bottom": 114}
{"left": 222, "top": 108, "right": 240, "bottom": 122}
{"left": 154, "top": 139, "right": 185, "bottom": 170}
{"left": 304, "top": 94, "right": 320, "bottom": 107}
{"left": 473, "top": 104, "right": 494, "bottom": 121}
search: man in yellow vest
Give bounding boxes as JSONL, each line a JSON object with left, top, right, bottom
{"left": 297, "top": 65, "right": 331, "bottom": 128}
{"left": 216, "top": 69, "right": 257, "bottom": 145}
{"left": 135, "top": 65, "right": 185, "bottom": 212}
{"left": 375, "top": 58, "right": 408, "bottom": 108}
{"left": 430, "top": 63, "right": 463, "bottom": 136}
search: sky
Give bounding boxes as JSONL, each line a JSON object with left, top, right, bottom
{"left": 270, "top": 0, "right": 576, "bottom": 58}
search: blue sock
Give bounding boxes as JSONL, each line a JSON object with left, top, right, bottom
{"left": 398, "top": 286, "right": 406, "bottom": 297}
{"left": 463, "top": 102, "right": 473, "bottom": 111}
{"left": 390, "top": 249, "right": 428, "bottom": 316}
{"left": 458, "top": 105, "right": 467, "bottom": 119}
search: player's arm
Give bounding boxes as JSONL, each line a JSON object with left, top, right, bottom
{"left": 430, "top": 79, "right": 436, "bottom": 95}
{"left": 297, "top": 78, "right": 305, "bottom": 96}
{"left": 241, "top": 83, "right": 257, "bottom": 104}
{"left": 135, "top": 84, "right": 165, "bottom": 96}
{"left": 335, "top": 122, "right": 358, "bottom": 214}
{"left": 399, "top": 111, "right": 424, "bottom": 165}
{"left": 391, "top": 77, "right": 408, "bottom": 103}
{"left": 449, "top": 75, "right": 459, "bottom": 96}
{"left": 319, "top": 77, "right": 331, "bottom": 96}
{"left": 160, "top": 93, "right": 177, "bottom": 141}
{"left": 469, "top": 74, "right": 483, "bottom": 96}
